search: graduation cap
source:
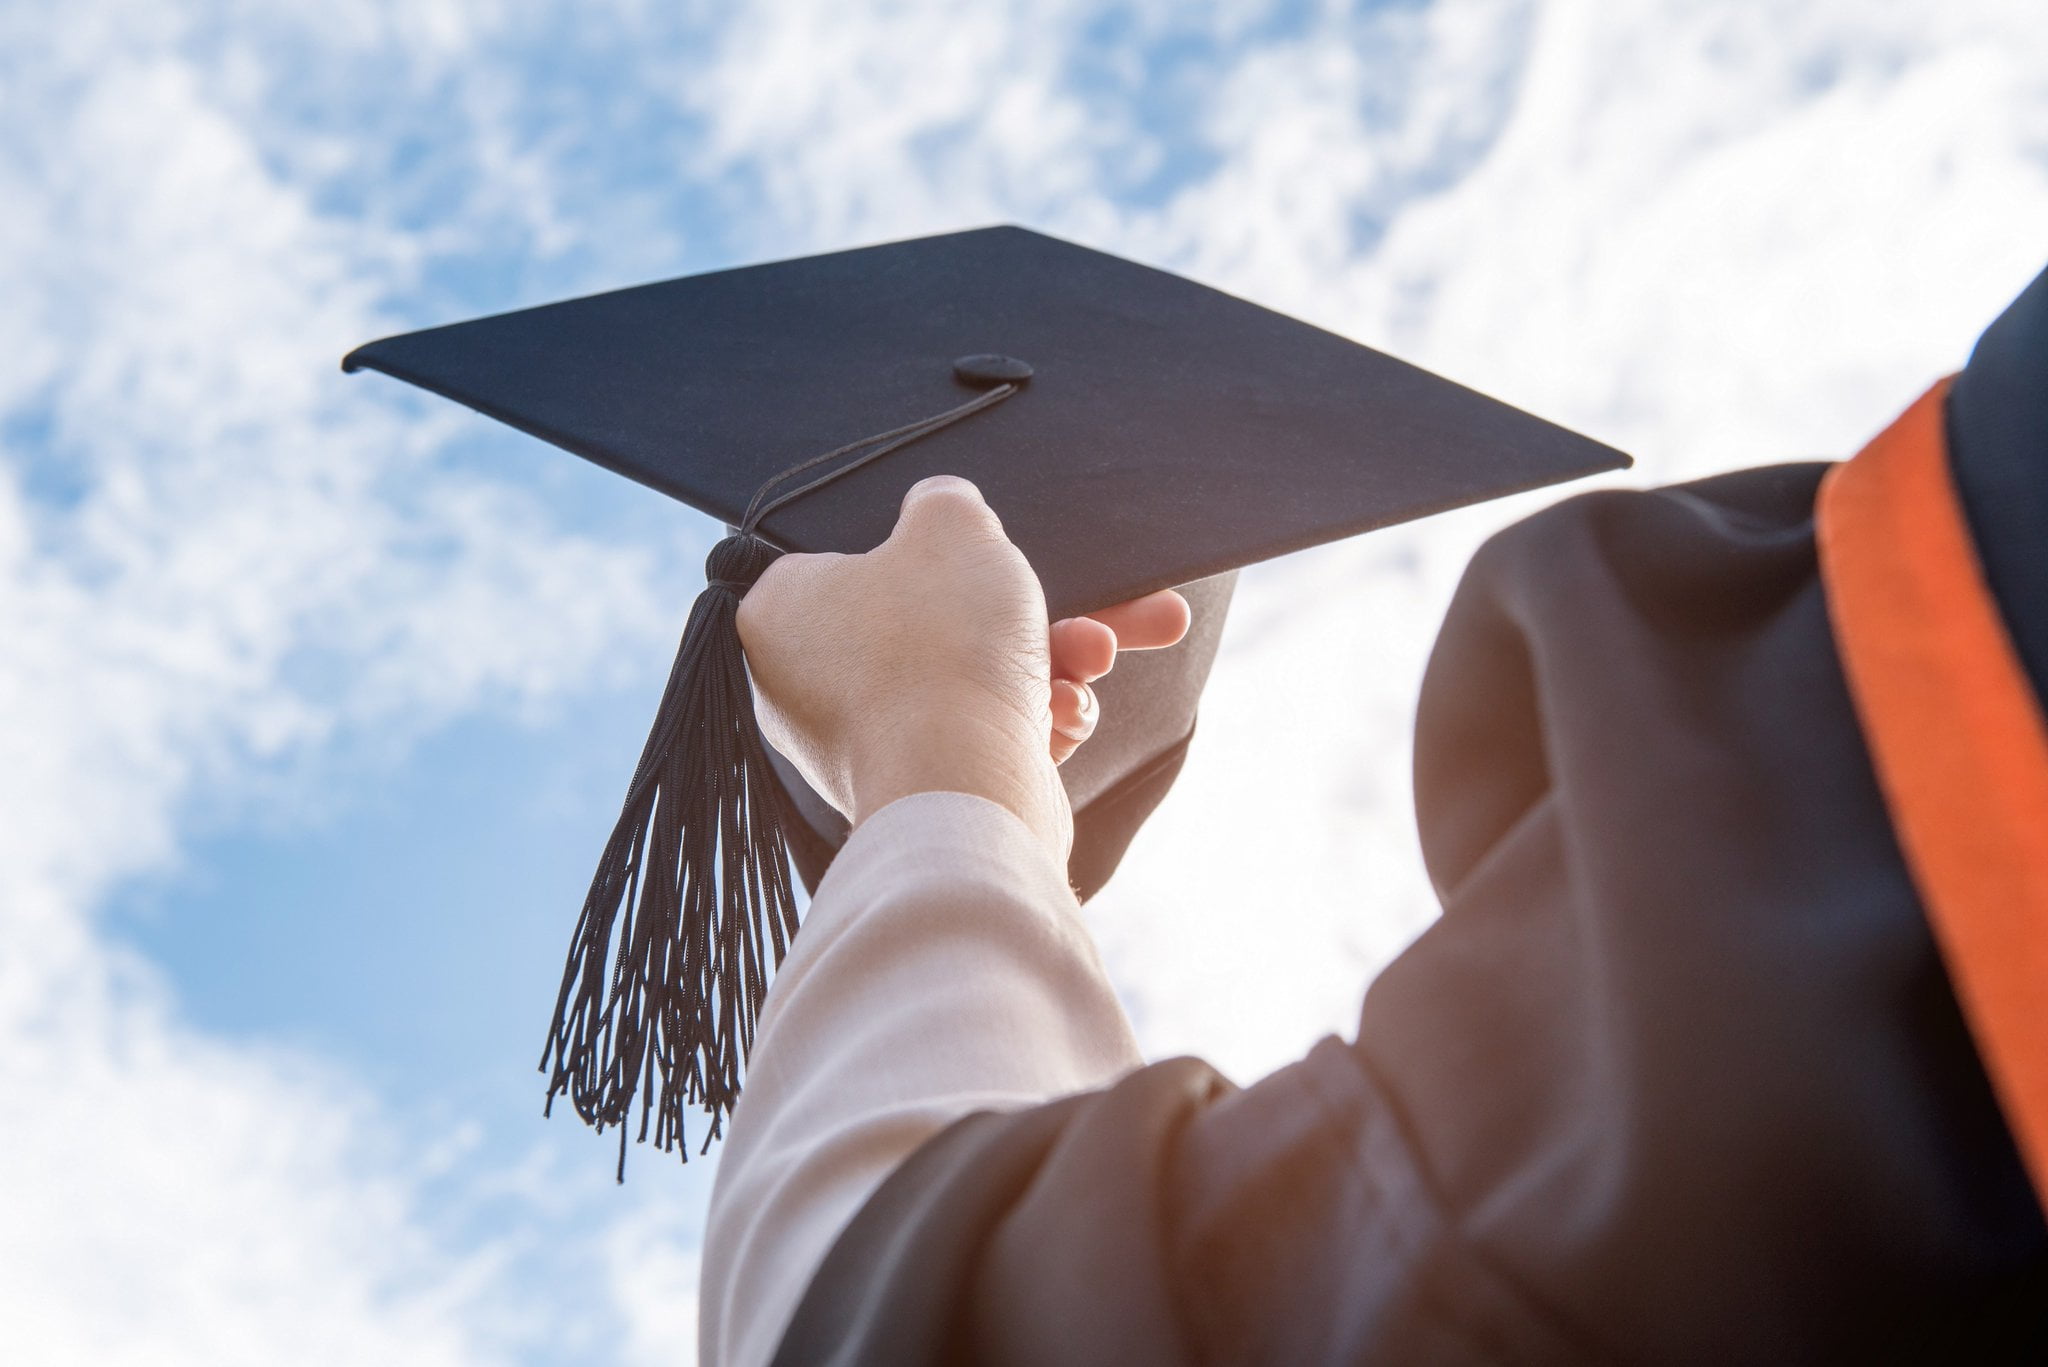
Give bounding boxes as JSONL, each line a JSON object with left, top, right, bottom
{"left": 343, "top": 225, "right": 1629, "bottom": 1175}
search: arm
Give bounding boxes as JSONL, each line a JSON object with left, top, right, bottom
{"left": 700, "top": 477, "right": 1186, "bottom": 1367}
{"left": 697, "top": 792, "right": 1143, "bottom": 1367}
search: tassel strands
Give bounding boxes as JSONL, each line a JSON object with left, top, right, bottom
{"left": 537, "top": 372, "right": 1025, "bottom": 1178}
{"left": 540, "top": 532, "right": 796, "bottom": 1180}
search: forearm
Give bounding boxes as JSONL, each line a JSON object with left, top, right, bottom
{"left": 698, "top": 791, "right": 1143, "bottom": 1367}
{"left": 843, "top": 707, "right": 1073, "bottom": 860}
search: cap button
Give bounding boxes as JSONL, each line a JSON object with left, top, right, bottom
{"left": 952, "top": 354, "right": 1034, "bottom": 387}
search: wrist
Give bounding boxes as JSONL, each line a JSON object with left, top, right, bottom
{"left": 846, "top": 703, "right": 1070, "bottom": 862}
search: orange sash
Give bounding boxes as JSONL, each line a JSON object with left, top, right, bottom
{"left": 1817, "top": 379, "right": 2048, "bottom": 1206}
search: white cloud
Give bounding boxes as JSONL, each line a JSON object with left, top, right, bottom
{"left": 6, "top": 0, "right": 2046, "bottom": 1361}
{"left": 674, "top": 0, "right": 1120, "bottom": 249}
{"left": 604, "top": 1209, "right": 704, "bottom": 1367}
{"left": 0, "top": 909, "right": 509, "bottom": 1366}
{"left": 0, "top": 4, "right": 673, "bottom": 1362}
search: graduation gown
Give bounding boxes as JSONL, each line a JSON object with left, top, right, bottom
{"left": 769, "top": 266, "right": 2048, "bottom": 1364}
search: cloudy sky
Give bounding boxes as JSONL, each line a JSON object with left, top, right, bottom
{"left": 5, "top": 1, "right": 2045, "bottom": 1362}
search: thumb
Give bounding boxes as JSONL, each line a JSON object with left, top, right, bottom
{"left": 888, "top": 475, "right": 1004, "bottom": 550}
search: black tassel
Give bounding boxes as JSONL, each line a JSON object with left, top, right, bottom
{"left": 537, "top": 369, "right": 1025, "bottom": 1178}
{"left": 540, "top": 531, "right": 796, "bottom": 1180}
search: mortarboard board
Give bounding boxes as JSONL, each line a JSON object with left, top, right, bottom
{"left": 342, "top": 225, "right": 1629, "bottom": 1174}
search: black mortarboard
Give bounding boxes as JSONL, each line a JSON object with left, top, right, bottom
{"left": 343, "top": 225, "right": 1628, "bottom": 1173}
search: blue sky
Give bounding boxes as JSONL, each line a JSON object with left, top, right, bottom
{"left": 6, "top": 2, "right": 2047, "bottom": 1363}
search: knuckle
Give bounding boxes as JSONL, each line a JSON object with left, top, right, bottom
{"left": 733, "top": 588, "right": 766, "bottom": 649}
{"left": 735, "top": 551, "right": 827, "bottom": 644}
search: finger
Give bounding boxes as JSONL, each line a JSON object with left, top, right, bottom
{"left": 1086, "top": 589, "right": 1191, "bottom": 650}
{"left": 1050, "top": 615, "right": 1117, "bottom": 683}
{"left": 1049, "top": 678, "right": 1097, "bottom": 764}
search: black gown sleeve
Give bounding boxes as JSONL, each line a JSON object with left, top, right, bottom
{"left": 773, "top": 462, "right": 2048, "bottom": 1366}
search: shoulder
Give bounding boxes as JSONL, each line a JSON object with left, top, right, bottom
{"left": 1457, "top": 461, "right": 1831, "bottom": 624}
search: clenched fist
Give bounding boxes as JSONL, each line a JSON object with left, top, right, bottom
{"left": 737, "top": 475, "right": 1188, "bottom": 861}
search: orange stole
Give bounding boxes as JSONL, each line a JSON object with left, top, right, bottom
{"left": 1818, "top": 378, "right": 2048, "bottom": 1207}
